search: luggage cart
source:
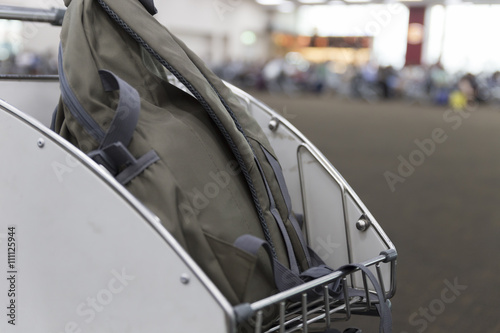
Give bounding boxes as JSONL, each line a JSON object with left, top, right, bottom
{"left": 0, "top": 6, "right": 397, "bottom": 333}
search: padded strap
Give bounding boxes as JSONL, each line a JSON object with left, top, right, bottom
{"left": 87, "top": 70, "right": 159, "bottom": 185}
{"left": 235, "top": 235, "right": 341, "bottom": 302}
{"left": 98, "top": 70, "right": 140, "bottom": 149}
{"left": 261, "top": 145, "right": 312, "bottom": 267}
{"left": 254, "top": 157, "right": 299, "bottom": 274}
{"left": 138, "top": 0, "right": 157, "bottom": 15}
{"left": 234, "top": 235, "right": 304, "bottom": 293}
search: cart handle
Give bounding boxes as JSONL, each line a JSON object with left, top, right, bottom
{"left": 0, "top": 5, "right": 65, "bottom": 26}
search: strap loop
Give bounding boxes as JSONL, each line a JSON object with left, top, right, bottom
{"left": 88, "top": 70, "right": 159, "bottom": 185}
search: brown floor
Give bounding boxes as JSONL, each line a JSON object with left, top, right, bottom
{"left": 251, "top": 91, "right": 500, "bottom": 333}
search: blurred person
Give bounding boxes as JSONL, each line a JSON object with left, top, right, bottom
{"left": 428, "top": 61, "right": 450, "bottom": 105}
{"left": 262, "top": 57, "right": 285, "bottom": 93}
{"left": 308, "top": 61, "right": 328, "bottom": 94}
{"left": 399, "top": 65, "right": 428, "bottom": 103}
{"left": 488, "top": 71, "right": 500, "bottom": 104}
{"left": 461, "top": 73, "right": 478, "bottom": 102}
{"left": 323, "top": 61, "right": 343, "bottom": 95}
{"left": 378, "top": 66, "right": 398, "bottom": 99}
{"left": 15, "top": 52, "right": 41, "bottom": 74}
{"left": 449, "top": 74, "right": 477, "bottom": 109}
{"left": 354, "top": 62, "right": 380, "bottom": 101}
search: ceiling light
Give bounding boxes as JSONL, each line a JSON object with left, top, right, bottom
{"left": 298, "top": 0, "right": 327, "bottom": 4}
{"left": 278, "top": 1, "right": 296, "bottom": 13}
{"left": 256, "top": 0, "right": 284, "bottom": 5}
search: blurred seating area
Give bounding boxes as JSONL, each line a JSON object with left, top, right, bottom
{"left": 214, "top": 57, "right": 500, "bottom": 108}
{"left": 3, "top": 50, "right": 500, "bottom": 110}
{"left": 0, "top": 51, "right": 57, "bottom": 75}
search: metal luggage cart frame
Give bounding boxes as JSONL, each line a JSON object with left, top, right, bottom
{"left": 225, "top": 87, "right": 397, "bottom": 333}
{"left": 240, "top": 251, "right": 396, "bottom": 333}
{"left": 0, "top": 5, "right": 397, "bottom": 333}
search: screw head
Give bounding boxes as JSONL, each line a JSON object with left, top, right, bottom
{"left": 356, "top": 218, "right": 371, "bottom": 232}
{"left": 268, "top": 118, "right": 280, "bottom": 131}
{"left": 180, "top": 273, "right": 190, "bottom": 285}
{"left": 37, "top": 138, "right": 45, "bottom": 148}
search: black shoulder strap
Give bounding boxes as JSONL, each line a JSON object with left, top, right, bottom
{"left": 138, "top": 0, "right": 157, "bottom": 15}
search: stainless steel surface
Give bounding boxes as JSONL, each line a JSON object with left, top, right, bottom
{"left": 324, "top": 286, "right": 331, "bottom": 329}
{"left": 279, "top": 302, "right": 286, "bottom": 333}
{"left": 342, "top": 278, "right": 352, "bottom": 321}
{"left": 255, "top": 311, "right": 263, "bottom": 333}
{"left": 361, "top": 272, "right": 372, "bottom": 311}
{"left": 302, "top": 293, "right": 309, "bottom": 333}
{"left": 0, "top": 99, "right": 235, "bottom": 333}
{"left": 0, "top": 75, "right": 60, "bottom": 81}
{"left": 0, "top": 80, "right": 61, "bottom": 127}
{"left": 250, "top": 254, "right": 388, "bottom": 311}
{"left": 376, "top": 263, "right": 387, "bottom": 302}
{"left": 0, "top": 5, "right": 65, "bottom": 25}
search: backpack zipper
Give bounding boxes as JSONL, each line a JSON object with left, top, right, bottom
{"left": 58, "top": 44, "right": 105, "bottom": 142}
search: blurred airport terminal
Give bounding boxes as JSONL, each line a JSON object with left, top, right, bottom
{"left": 2, "top": 0, "right": 500, "bottom": 108}
{"left": 1, "top": 0, "right": 499, "bottom": 332}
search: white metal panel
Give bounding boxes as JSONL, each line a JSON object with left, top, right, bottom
{"left": 231, "top": 85, "right": 395, "bottom": 295}
{"left": 0, "top": 80, "right": 60, "bottom": 127}
{"left": 247, "top": 100, "right": 306, "bottom": 220}
{"left": 344, "top": 192, "right": 391, "bottom": 292}
{"left": 297, "top": 145, "right": 350, "bottom": 269}
{"left": 0, "top": 106, "right": 231, "bottom": 333}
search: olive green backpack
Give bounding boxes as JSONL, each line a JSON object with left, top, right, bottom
{"left": 54, "top": 0, "right": 391, "bottom": 331}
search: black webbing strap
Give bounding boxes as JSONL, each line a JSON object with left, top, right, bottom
{"left": 337, "top": 263, "right": 392, "bottom": 333}
{"left": 235, "top": 235, "right": 305, "bottom": 293}
{"left": 235, "top": 234, "right": 340, "bottom": 302}
{"left": 138, "top": 0, "right": 157, "bottom": 15}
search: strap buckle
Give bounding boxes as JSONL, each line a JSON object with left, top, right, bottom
{"left": 88, "top": 142, "right": 135, "bottom": 176}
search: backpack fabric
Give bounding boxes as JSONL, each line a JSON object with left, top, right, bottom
{"left": 55, "top": 0, "right": 312, "bottom": 309}
{"left": 54, "top": 0, "right": 391, "bottom": 331}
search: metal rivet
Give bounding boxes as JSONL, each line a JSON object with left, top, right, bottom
{"left": 268, "top": 118, "right": 280, "bottom": 131}
{"left": 356, "top": 218, "right": 371, "bottom": 232}
{"left": 37, "top": 138, "right": 45, "bottom": 148}
{"left": 180, "top": 273, "right": 190, "bottom": 285}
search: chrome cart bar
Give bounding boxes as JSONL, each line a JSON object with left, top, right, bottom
{"left": 0, "top": 75, "right": 59, "bottom": 81}
{"left": 249, "top": 252, "right": 395, "bottom": 313}
{"left": 235, "top": 249, "right": 397, "bottom": 333}
{"left": 0, "top": 5, "right": 65, "bottom": 26}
